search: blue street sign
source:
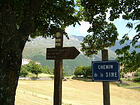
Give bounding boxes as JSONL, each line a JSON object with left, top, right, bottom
{"left": 92, "top": 61, "right": 120, "bottom": 81}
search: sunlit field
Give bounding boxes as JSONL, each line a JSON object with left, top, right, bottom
{"left": 16, "top": 80, "right": 140, "bottom": 105}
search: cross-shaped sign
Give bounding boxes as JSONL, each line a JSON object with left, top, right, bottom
{"left": 46, "top": 32, "right": 80, "bottom": 105}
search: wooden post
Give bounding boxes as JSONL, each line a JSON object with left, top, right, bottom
{"left": 54, "top": 59, "right": 62, "bottom": 105}
{"left": 54, "top": 32, "right": 63, "bottom": 105}
{"left": 46, "top": 32, "right": 80, "bottom": 105}
{"left": 102, "top": 49, "right": 110, "bottom": 105}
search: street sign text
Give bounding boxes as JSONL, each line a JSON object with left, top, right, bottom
{"left": 92, "top": 61, "right": 120, "bottom": 81}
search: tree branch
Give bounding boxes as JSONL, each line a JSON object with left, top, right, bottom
{"left": 18, "top": 0, "right": 43, "bottom": 36}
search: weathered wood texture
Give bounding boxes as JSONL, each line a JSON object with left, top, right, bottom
{"left": 54, "top": 32, "right": 63, "bottom": 105}
{"left": 102, "top": 49, "right": 110, "bottom": 105}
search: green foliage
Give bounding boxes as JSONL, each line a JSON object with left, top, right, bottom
{"left": 81, "top": 23, "right": 118, "bottom": 56}
{"left": 42, "top": 66, "right": 51, "bottom": 74}
{"left": 23, "top": 36, "right": 95, "bottom": 75}
{"left": 133, "top": 69, "right": 140, "bottom": 82}
{"left": 20, "top": 65, "right": 28, "bottom": 77}
{"left": 0, "top": 0, "right": 79, "bottom": 38}
{"left": 28, "top": 54, "right": 92, "bottom": 75}
{"left": 116, "top": 50, "right": 140, "bottom": 73}
{"left": 133, "top": 77, "right": 140, "bottom": 82}
{"left": 74, "top": 66, "right": 92, "bottom": 78}
{"left": 119, "top": 34, "right": 129, "bottom": 45}
{"left": 31, "top": 0, "right": 79, "bottom": 37}
{"left": 77, "top": 0, "right": 140, "bottom": 71}
{"left": 29, "top": 61, "right": 43, "bottom": 78}
{"left": 77, "top": 0, "right": 120, "bottom": 56}
{"left": 126, "top": 22, "right": 133, "bottom": 29}
{"left": 20, "top": 61, "right": 51, "bottom": 77}
{"left": 25, "top": 61, "right": 43, "bottom": 78}
{"left": 1, "top": 1, "right": 139, "bottom": 103}
{"left": 115, "top": 33, "right": 139, "bottom": 73}
{"left": 78, "top": 0, "right": 140, "bottom": 46}
{"left": 134, "top": 70, "right": 140, "bottom": 77}
{"left": 74, "top": 66, "right": 83, "bottom": 77}
{"left": 82, "top": 66, "right": 92, "bottom": 78}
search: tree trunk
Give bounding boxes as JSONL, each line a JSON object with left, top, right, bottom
{"left": 0, "top": 1, "right": 43, "bottom": 104}
{"left": 0, "top": 32, "right": 27, "bottom": 105}
{"left": 36, "top": 74, "right": 38, "bottom": 78}
{"left": 0, "top": 3, "right": 28, "bottom": 105}
{"left": 0, "top": 48, "right": 23, "bottom": 105}
{"left": 0, "top": 34, "right": 27, "bottom": 105}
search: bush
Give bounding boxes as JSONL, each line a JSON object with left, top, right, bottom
{"left": 20, "top": 66, "right": 28, "bottom": 77}
{"left": 42, "top": 66, "right": 51, "bottom": 74}
{"left": 133, "top": 77, "right": 140, "bottom": 82}
{"left": 26, "top": 61, "right": 43, "bottom": 78}
{"left": 74, "top": 66, "right": 92, "bottom": 78}
{"left": 30, "top": 64, "right": 43, "bottom": 78}
{"left": 81, "top": 66, "right": 92, "bottom": 78}
{"left": 21, "top": 61, "right": 51, "bottom": 78}
{"left": 133, "top": 70, "right": 140, "bottom": 82}
{"left": 134, "top": 71, "right": 140, "bottom": 77}
{"left": 74, "top": 66, "right": 83, "bottom": 77}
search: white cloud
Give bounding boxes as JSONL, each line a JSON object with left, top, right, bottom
{"left": 79, "top": 21, "right": 91, "bottom": 35}
{"left": 65, "top": 26, "right": 71, "bottom": 34}
{"left": 65, "top": 21, "right": 91, "bottom": 36}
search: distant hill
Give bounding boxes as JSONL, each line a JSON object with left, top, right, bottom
{"left": 23, "top": 36, "right": 92, "bottom": 75}
{"left": 71, "top": 35, "right": 140, "bottom": 52}
{"left": 23, "top": 35, "right": 139, "bottom": 74}
{"left": 110, "top": 40, "right": 140, "bottom": 52}
{"left": 23, "top": 36, "right": 116, "bottom": 75}
{"left": 71, "top": 35, "right": 84, "bottom": 41}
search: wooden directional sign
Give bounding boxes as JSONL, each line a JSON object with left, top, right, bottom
{"left": 46, "top": 31, "right": 80, "bottom": 105}
{"left": 46, "top": 47, "right": 80, "bottom": 60}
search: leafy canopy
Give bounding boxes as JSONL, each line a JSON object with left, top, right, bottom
{"left": 1, "top": 0, "right": 139, "bottom": 72}
{"left": 20, "top": 65, "right": 29, "bottom": 77}
{"left": 74, "top": 66, "right": 92, "bottom": 78}
{"left": 76, "top": 0, "right": 139, "bottom": 57}
{"left": 26, "top": 61, "right": 43, "bottom": 78}
{"left": 0, "top": 0, "right": 79, "bottom": 39}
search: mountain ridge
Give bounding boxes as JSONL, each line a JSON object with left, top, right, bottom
{"left": 23, "top": 36, "right": 93, "bottom": 74}
{"left": 71, "top": 35, "right": 140, "bottom": 52}
{"left": 23, "top": 35, "right": 139, "bottom": 74}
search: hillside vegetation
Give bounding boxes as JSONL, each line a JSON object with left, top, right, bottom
{"left": 23, "top": 36, "right": 116, "bottom": 74}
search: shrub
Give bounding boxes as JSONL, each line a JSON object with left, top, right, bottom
{"left": 74, "top": 66, "right": 92, "bottom": 78}
{"left": 42, "top": 66, "right": 51, "bottom": 74}
{"left": 133, "top": 77, "right": 140, "bottom": 82}
{"left": 20, "top": 66, "right": 28, "bottom": 77}
{"left": 74, "top": 66, "right": 83, "bottom": 77}
{"left": 26, "top": 61, "right": 43, "bottom": 78}
{"left": 83, "top": 66, "right": 92, "bottom": 78}
{"left": 30, "top": 64, "right": 43, "bottom": 78}
{"left": 134, "top": 70, "right": 140, "bottom": 77}
{"left": 133, "top": 70, "right": 140, "bottom": 82}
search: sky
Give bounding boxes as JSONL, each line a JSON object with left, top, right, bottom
{"left": 65, "top": 0, "right": 138, "bottom": 40}
{"left": 65, "top": 19, "right": 137, "bottom": 39}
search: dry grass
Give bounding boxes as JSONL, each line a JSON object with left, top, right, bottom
{"left": 15, "top": 80, "right": 140, "bottom": 105}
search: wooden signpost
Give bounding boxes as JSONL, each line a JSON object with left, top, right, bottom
{"left": 92, "top": 49, "right": 120, "bottom": 105}
{"left": 46, "top": 32, "right": 80, "bottom": 105}
{"left": 102, "top": 49, "right": 110, "bottom": 105}
{"left": 46, "top": 47, "right": 80, "bottom": 59}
